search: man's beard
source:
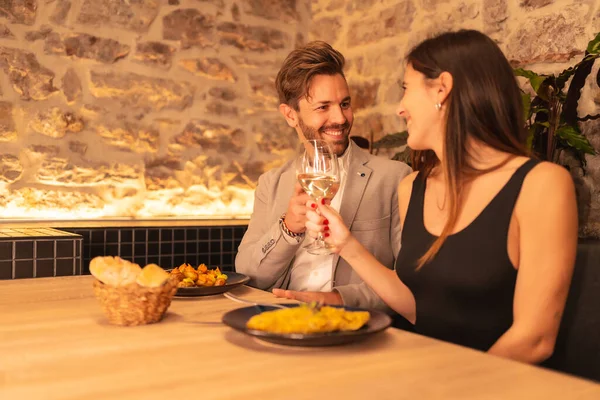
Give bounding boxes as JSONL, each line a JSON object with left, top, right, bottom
{"left": 298, "top": 117, "right": 351, "bottom": 156}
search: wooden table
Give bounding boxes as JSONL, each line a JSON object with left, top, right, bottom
{"left": 1, "top": 276, "right": 598, "bottom": 400}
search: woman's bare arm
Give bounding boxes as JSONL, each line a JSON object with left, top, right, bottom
{"left": 488, "top": 162, "right": 577, "bottom": 363}
{"left": 306, "top": 172, "right": 419, "bottom": 322}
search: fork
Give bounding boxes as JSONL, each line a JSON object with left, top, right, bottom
{"left": 223, "top": 292, "right": 288, "bottom": 309}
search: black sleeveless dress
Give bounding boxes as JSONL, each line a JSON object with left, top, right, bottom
{"left": 396, "top": 159, "right": 539, "bottom": 351}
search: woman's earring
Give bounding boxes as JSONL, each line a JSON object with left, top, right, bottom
{"left": 435, "top": 103, "right": 442, "bottom": 111}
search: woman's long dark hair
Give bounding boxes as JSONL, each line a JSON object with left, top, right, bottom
{"left": 407, "top": 30, "right": 530, "bottom": 269}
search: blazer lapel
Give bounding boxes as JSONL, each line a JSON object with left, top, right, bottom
{"left": 333, "top": 142, "right": 372, "bottom": 273}
{"left": 339, "top": 142, "right": 372, "bottom": 229}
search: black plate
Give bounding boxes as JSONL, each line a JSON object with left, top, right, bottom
{"left": 222, "top": 304, "right": 392, "bottom": 347}
{"left": 173, "top": 271, "right": 250, "bottom": 297}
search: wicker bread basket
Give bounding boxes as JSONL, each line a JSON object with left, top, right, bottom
{"left": 92, "top": 277, "right": 178, "bottom": 326}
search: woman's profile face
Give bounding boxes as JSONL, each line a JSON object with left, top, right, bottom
{"left": 397, "top": 64, "right": 445, "bottom": 151}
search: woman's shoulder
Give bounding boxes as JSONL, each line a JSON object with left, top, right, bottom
{"left": 522, "top": 158, "right": 574, "bottom": 193}
{"left": 497, "top": 156, "right": 572, "bottom": 190}
{"left": 517, "top": 158, "right": 576, "bottom": 217}
{"left": 397, "top": 170, "right": 421, "bottom": 202}
{"left": 397, "top": 171, "right": 421, "bottom": 225}
{"left": 398, "top": 170, "right": 420, "bottom": 190}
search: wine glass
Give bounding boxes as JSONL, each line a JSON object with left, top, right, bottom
{"left": 296, "top": 139, "right": 340, "bottom": 255}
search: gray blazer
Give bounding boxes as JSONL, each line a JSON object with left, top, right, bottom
{"left": 235, "top": 142, "right": 412, "bottom": 310}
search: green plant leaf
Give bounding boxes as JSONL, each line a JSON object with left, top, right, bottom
{"left": 555, "top": 55, "right": 600, "bottom": 89}
{"left": 526, "top": 125, "right": 536, "bottom": 150}
{"left": 521, "top": 91, "right": 531, "bottom": 122}
{"left": 372, "top": 131, "right": 408, "bottom": 149}
{"left": 557, "top": 91, "right": 568, "bottom": 102}
{"left": 531, "top": 107, "right": 549, "bottom": 115}
{"left": 556, "top": 65, "right": 578, "bottom": 89}
{"left": 514, "top": 68, "right": 548, "bottom": 94}
{"left": 563, "top": 52, "right": 597, "bottom": 125}
{"left": 556, "top": 125, "right": 596, "bottom": 155}
{"left": 587, "top": 32, "right": 600, "bottom": 54}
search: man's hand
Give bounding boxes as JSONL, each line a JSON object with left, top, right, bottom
{"left": 284, "top": 183, "right": 311, "bottom": 234}
{"left": 272, "top": 288, "right": 344, "bottom": 305}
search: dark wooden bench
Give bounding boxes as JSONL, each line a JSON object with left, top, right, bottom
{"left": 549, "top": 239, "right": 600, "bottom": 382}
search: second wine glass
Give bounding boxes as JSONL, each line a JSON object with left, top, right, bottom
{"left": 296, "top": 139, "right": 340, "bottom": 255}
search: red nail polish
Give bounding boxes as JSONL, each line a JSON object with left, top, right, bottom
{"left": 324, "top": 232, "right": 330, "bottom": 238}
{"left": 323, "top": 219, "right": 329, "bottom": 225}
{"left": 311, "top": 203, "right": 317, "bottom": 209}
{"left": 321, "top": 198, "right": 326, "bottom": 205}
{"left": 324, "top": 226, "right": 329, "bottom": 231}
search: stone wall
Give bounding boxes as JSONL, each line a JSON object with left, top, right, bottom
{"left": 0, "top": 0, "right": 309, "bottom": 219}
{"left": 1, "top": 0, "right": 598, "bottom": 235}
{"left": 311, "top": 0, "right": 600, "bottom": 238}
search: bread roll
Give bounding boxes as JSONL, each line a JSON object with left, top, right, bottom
{"left": 136, "top": 264, "right": 170, "bottom": 288}
{"left": 90, "top": 256, "right": 142, "bottom": 287}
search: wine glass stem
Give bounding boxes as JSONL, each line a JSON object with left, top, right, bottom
{"left": 314, "top": 197, "right": 326, "bottom": 247}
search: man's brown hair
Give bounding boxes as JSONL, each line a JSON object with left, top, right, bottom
{"left": 275, "top": 41, "right": 345, "bottom": 110}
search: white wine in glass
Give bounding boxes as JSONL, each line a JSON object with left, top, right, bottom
{"left": 296, "top": 139, "right": 340, "bottom": 255}
{"left": 297, "top": 173, "right": 340, "bottom": 201}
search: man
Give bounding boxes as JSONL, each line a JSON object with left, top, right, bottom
{"left": 235, "top": 41, "right": 412, "bottom": 309}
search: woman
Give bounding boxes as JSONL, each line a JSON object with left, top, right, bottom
{"left": 305, "top": 30, "right": 578, "bottom": 364}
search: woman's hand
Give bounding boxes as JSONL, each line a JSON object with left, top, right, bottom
{"left": 305, "top": 199, "right": 352, "bottom": 254}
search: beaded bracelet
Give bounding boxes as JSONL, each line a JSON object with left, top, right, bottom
{"left": 279, "top": 213, "right": 305, "bottom": 238}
